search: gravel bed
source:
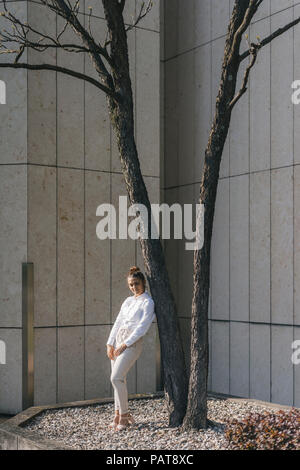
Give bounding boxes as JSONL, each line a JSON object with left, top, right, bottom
{"left": 23, "top": 396, "right": 276, "bottom": 450}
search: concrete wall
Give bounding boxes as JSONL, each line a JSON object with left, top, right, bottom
{"left": 0, "top": 0, "right": 160, "bottom": 414}
{"left": 163, "top": 0, "right": 300, "bottom": 407}
{"left": 0, "top": 1, "right": 28, "bottom": 414}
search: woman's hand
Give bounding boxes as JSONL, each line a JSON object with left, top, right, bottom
{"left": 107, "top": 345, "right": 115, "bottom": 360}
{"left": 114, "top": 343, "right": 128, "bottom": 357}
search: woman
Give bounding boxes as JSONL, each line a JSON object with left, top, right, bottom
{"left": 106, "top": 266, "right": 156, "bottom": 431}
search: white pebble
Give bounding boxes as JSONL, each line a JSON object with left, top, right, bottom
{"left": 24, "top": 397, "right": 274, "bottom": 450}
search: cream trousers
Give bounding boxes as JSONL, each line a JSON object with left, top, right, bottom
{"left": 110, "top": 326, "right": 143, "bottom": 414}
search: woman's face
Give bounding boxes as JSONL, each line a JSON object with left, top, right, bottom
{"left": 127, "top": 276, "right": 145, "bottom": 296}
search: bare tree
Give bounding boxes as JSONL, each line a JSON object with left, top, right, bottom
{"left": 0, "top": 0, "right": 188, "bottom": 426}
{"left": 182, "top": 0, "right": 300, "bottom": 431}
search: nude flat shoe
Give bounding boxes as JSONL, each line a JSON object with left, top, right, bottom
{"left": 127, "top": 413, "right": 135, "bottom": 425}
{"left": 108, "top": 415, "right": 119, "bottom": 430}
{"left": 115, "top": 413, "right": 135, "bottom": 431}
{"left": 115, "top": 422, "right": 130, "bottom": 431}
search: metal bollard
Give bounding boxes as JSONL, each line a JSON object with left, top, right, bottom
{"left": 22, "top": 262, "right": 34, "bottom": 410}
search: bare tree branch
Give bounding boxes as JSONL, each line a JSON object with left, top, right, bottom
{"left": 254, "top": 0, "right": 265, "bottom": 8}
{"left": 0, "top": 0, "right": 117, "bottom": 92}
{"left": 0, "top": 2, "right": 92, "bottom": 56}
{"left": 11, "top": 0, "right": 114, "bottom": 70}
{"left": 87, "top": 6, "right": 94, "bottom": 39}
{"left": 221, "top": 0, "right": 266, "bottom": 110}
{"left": 239, "top": 14, "right": 300, "bottom": 62}
{"left": 229, "top": 42, "right": 259, "bottom": 109}
{"left": 230, "top": 8, "right": 300, "bottom": 109}
{"left": 103, "top": 0, "right": 153, "bottom": 48}
{"left": 229, "top": 0, "right": 261, "bottom": 60}
{"left": 52, "top": 0, "right": 114, "bottom": 75}
{"left": 57, "top": 16, "right": 69, "bottom": 41}
{"left": 126, "top": 0, "right": 153, "bottom": 32}
{"left": 0, "top": 28, "right": 91, "bottom": 55}
{"left": 0, "top": 61, "right": 118, "bottom": 97}
{"left": 119, "top": 0, "right": 126, "bottom": 13}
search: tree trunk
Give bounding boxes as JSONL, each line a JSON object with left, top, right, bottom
{"left": 182, "top": 0, "right": 255, "bottom": 431}
{"left": 102, "top": 0, "right": 188, "bottom": 426}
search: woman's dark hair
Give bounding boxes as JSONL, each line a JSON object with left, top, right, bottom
{"left": 127, "top": 266, "right": 146, "bottom": 287}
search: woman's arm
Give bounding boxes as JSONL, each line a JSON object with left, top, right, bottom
{"left": 106, "top": 299, "right": 128, "bottom": 347}
{"left": 123, "top": 298, "right": 156, "bottom": 347}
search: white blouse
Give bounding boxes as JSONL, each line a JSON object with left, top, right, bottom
{"left": 106, "top": 291, "right": 156, "bottom": 348}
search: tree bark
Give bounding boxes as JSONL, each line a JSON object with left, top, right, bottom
{"left": 102, "top": 0, "right": 188, "bottom": 426}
